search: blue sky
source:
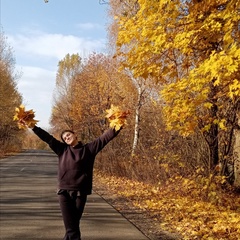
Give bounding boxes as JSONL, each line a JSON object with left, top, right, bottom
{"left": 1, "top": 0, "right": 110, "bottom": 129}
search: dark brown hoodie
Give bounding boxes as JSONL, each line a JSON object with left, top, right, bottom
{"left": 32, "top": 126, "right": 120, "bottom": 195}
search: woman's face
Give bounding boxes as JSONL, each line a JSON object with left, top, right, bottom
{"left": 62, "top": 131, "right": 78, "bottom": 146}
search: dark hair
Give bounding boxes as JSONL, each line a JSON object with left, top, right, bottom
{"left": 60, "top": 130, "right": 75, "bottom": 143}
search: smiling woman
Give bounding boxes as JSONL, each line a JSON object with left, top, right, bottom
{"left": 30, "top": 121, "right": 121, "bottom": 240}
{"left": 61, "top": 130, "right": 78, "bottom": 146}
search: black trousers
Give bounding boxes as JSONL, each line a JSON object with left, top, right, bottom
{"left": 58, "top": 192, "right": 87, "bottom": 240}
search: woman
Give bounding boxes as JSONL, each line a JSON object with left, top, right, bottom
{"left": 25, "top": 122, "right": 121, "bottom": 240}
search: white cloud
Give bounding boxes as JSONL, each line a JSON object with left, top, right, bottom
{"left": 76, "top": 22, "right": 103, "bottom": 30}
{"left": 7, "top": 31, "right": 106, "bottom": 61}
{"left": 16, "top": 65, "right": 56, "bottom": 129}
{"left": 18, "top": 66, "right": 55, "bottom": 95}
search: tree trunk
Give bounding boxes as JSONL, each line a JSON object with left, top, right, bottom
{"left": 131, "top": 85, "right": 141, "bottom": 155}
{"left": 204, "top": 102, "right": 219, "bottom": 174}
{"left": 205, "top": 85, "right": 219, "bottom": 172}
{"left": 233, "top": 116, "right": 240, "bottom": 188}
{"left": 208, "top": 123, "right": 219, "bottom": 171}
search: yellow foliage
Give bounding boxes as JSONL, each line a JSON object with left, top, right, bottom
{"left": 105, "top": 104, "right": 130, "bottom": 131}
{"left": 13, "top": 104, "right": 38, "bottom": 129}
{"left": 94, "top": 171, "right": 240, "bottom": 240}
{"left": 115, "top": 0, "right": 240, "bottom": 136}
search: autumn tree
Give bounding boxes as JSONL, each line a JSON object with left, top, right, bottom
{"left": 0, "top": 30, "right": 23, "bottom": 155}
{"left": 51, "top": 53, "right": 83, "bottom": 132}
{"left": 114, "top": 0, "right": 240, "bottom": 178}
{"left": 107, "top": 0, "right": 139, "bottom": 53}
{"left": 51, "top": 52, "right": 137, "bottom": 145}
{"left": 108, "top": 0, "right": 159, "bottom": 156}
{"left": 70, "top": 53, "right": 141, "bottom": 175}
{"left": 70, "top": 53, "right": 137, "bottom": 142}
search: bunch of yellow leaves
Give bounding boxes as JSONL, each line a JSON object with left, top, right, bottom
{"left": 105, "top": 105, "right": 130, "bottom": 131}
{"left": 13, "top": 104, "right": 39, "bottom": 130}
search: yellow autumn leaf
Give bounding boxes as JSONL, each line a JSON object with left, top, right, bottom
{"left": 105, "top": 104, "right": 130, "bottom": 131}
{"left": 219, "top": 119, "right": 227, "bottom": 130}
{"left": 204, "top": 102, "right": 213, "bottom": 109}
{"left": 13, "top": 104, "right": 39, "bottom": 130}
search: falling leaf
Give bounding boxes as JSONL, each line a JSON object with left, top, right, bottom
{"left": 105, "top": 104, "right": 130, "bottom": 130}
{"left": 13, "top": 104, "right": 39, "bottom": 129}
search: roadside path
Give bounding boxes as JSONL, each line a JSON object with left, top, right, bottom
{"left": 0, "top": 150, "right": 149, "bottom": 240}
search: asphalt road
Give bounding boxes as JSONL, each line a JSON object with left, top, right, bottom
{"left": 0, "top": 150, "right": 149, "bottom": 240}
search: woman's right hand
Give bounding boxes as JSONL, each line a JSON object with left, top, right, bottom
{"left": 18, "top": 119, "right": 36, "bottom": 129}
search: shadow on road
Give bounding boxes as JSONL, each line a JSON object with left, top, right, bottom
{"left": 0, "top": 149, "right": 149, "bottom": 240}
